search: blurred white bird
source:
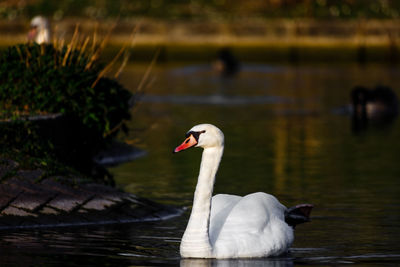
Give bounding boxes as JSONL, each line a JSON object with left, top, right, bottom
{"left": 28, "top": 16, "right": 51, "bottom": 44}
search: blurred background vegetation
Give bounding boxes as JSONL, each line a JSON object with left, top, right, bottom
{"left": 0, "top": 0, "right": 399, "bottom": 184}
{"left": 1, "top": 0, "right": 400, "bottom": 21}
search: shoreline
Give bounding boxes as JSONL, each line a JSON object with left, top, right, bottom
{"left": 0, "top": 156, "right": 183, "bottom": 230}
{"left": 1, "top": 18, "right": 399, "bottom": 62}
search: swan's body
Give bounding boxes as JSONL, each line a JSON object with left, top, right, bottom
{"left": 351, "top": 86, "right": 398, "bottom": 132}
{"left": 351, "top": 86, "right": 398, "bottom": 120}
{"left": 213, "top": 48, "right": 240, "bottom": 77}
{"left": 207, "top": 193, "right": 293, "bottom": 258}
{"left": 28, "top": 16, "right": 51, "bottom": 44}
{"left": 174, "top": 124, "right": 312, "bottom": 259}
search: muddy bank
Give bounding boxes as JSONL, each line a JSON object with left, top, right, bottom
{"left": 1, "top": 18, "right": 400, "bottom": 62}
{"left": 0, "top": 157, "right": 182, "bottom": 230}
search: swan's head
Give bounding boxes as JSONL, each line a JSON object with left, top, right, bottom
{"left": 174, "top": 124, "right": 224, "bottom": 153}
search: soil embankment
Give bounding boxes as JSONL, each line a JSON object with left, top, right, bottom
{"left": 1, "top": 18, "right": 400, "bottom": 62}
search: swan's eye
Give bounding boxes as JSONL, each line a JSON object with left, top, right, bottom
{"left": 185, "top": 130, "right": 206, "bottom": 142}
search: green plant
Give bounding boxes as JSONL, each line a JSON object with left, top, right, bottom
{"left": 0, "top": 42, "right": 133, "bottom": 184}
{"left": 0, "top": 43, "right": 131, "bottom": 137}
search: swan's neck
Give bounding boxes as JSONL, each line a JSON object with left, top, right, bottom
{"left": 37, "top": 29, "right": 50, "bottom": 44}
{"left": 180, "top": 146, "right": 224, "bottom": 258}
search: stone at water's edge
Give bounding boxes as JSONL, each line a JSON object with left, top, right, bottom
{"left": 93, "top": 141, "right": 147, "bottom": 166}
{"left": 0, "top": 159, "right": 183, "bottom": 230}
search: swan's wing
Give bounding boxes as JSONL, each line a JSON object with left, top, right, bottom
{"left": 223, "top": 193, "right": 287, "bottom": 231}
{"left": 211, "top": 192, "right": 293, "bottom": 258}
{"left": 211, "top": 194, "right": 242, "bottom": 217}
{"left": 209, "top": 194, "right": 242, "bottom": 244}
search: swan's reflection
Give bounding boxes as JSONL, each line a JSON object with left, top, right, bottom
{"left": 180, "top": 258, "right": 294, "bottom": 267}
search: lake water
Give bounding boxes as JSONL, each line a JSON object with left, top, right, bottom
{"left": 1, "top": 63, "right": 400, "bottom": 266}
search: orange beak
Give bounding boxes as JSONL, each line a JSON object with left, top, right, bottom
{"left": 173, "top": 134, "right": 198, "bottom": 153}
{"left": 28, "top": 27, "right": 37, "bottom": 41}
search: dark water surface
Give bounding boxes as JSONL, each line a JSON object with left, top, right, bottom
{"left": 1, "top": 63, "right": 400, "bottom": 266}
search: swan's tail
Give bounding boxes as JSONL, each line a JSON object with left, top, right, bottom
{"left": 285, "top": 204, "right": 313, "bottom": 228}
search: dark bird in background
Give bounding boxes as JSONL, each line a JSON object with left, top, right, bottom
{"left": 213, "top": 47, "right": 241, "bottom": 77}
{"left": 351, "top": 85, "right": 398, "bottom": 131}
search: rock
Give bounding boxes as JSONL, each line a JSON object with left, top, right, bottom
{"left": 93, "top": 141, "right": 147, "bottom": 166}
{"left": 0, "top": 159, "right": 183, "bottom": 230}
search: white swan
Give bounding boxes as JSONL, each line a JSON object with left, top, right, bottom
{"left": 174, "top": 123, "right": 313, "bottom": 259}
{"left": 28, "top": 16, "right": 51, "bottom": 44}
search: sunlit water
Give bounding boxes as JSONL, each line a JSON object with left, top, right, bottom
{"left": 1, "top": 63, "right": 400, "bottom": 266}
